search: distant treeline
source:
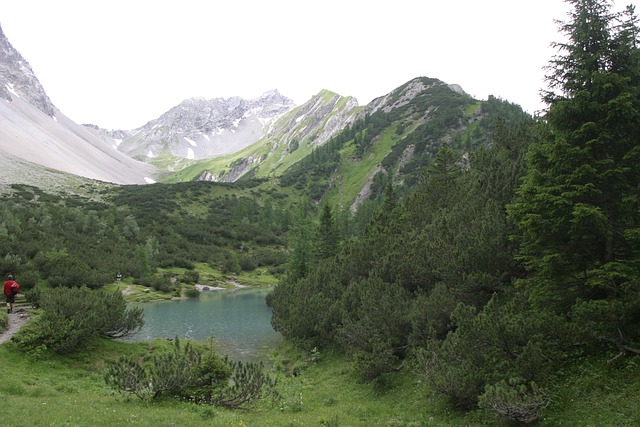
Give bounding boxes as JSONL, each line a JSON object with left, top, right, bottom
{"left": 0, "top": 180, "right": 291, "bottom": 291}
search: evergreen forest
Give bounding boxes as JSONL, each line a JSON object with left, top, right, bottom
{"left": 268, "top": 0, "right": 640, "bottom": 423}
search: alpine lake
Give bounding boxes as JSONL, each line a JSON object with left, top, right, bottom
{"left": 123, "top": 287, "right": 281, "bottom": 362}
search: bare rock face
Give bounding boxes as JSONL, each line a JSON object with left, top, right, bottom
{"left": 119, "top": 90, "right": 297, "bottom": 161}
{"left": 0, "top": 23, "right": 56, "bottom": 117}
{"left": 362, "top": 77, "right": 466, "bottom": 117}
{"left": 0, "top": 23, "right": 160, "bottom": 185}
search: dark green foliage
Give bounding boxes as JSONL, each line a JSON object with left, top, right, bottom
{"left": 337, "top": 277, "right": 411, "bottom": 380}
{"left": 476, "top": 96, "right": 532, "bottom": 141}
{"left": 314, "top": 203, "right": 338, "bottom": 262}
{"left": 247, "top": 247, "right": 287, "bottom": 268}
{"left": 283, "top": 204, "right": 315, "bottom": 281}
{"left": 0, "top": 181, "right": 289, "bottom": 292}
{"left": 222, "top": 251, "right": 241, "bottom": 274}
{"left": 268, "top": 257, "right": 346, "bottom": 346}
{"left": 184, "top": 287, "right": 200, "bottom": 298}
{"left": 206, "top": 358, "right": 277, "bottom": 409}
{"left": 420, "top": 292, "right": 562, "bottom": 410}
{"left": 105, "top": 338, "right": 276, "bottom": 409}
{"left": 279, "top": 137, "right": 343, "bottom": 195}
{"left": 16, "top": 286, "right": 143, "bottom": 354}
{"left": 368, "top": 171, "right": 390, "bottom": 201}
{"left": 238, "top": 253, "right": 257, "bottom": 271}
{"left": 105, "top": 339, "right": 224, "bottom": 400}
{"left": 270, "top": 116, "right": 532, "bottom": 354}
{"left": 182, "top": 270, "right": 200, "bottom": 284}
{"left": 9, "top": 270, "right": 38, "bottom": 292}
{"left": 105, "top": 352, "right": 154, "bottom": 399}
{"left": 508, "top": 0, "right": 640, "bottom": 354}
{"left": 135, "top": 275, "right": 175, "bottom": 293}
{"left": 268, "top": 96, "right": 536, "bottom": 419}
{"left": 478, "top": 379, "right": 549, "bottom": 424}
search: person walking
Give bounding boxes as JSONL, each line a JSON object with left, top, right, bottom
{"left": 3, "top": 274, "right": 19, "bottom": 314}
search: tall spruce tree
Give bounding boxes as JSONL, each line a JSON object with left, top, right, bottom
{"left": 285, "top": 203, "right": 314, "bottom": 281}
{"left": 509, "top": 0, "right": 640, "bottom": 352}
{"left": 314, "top": 203, "right": 338, "bottom": 261}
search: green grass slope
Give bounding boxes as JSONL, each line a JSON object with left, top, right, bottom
{"left": 0, "top": 333, "right": 638, "bottom": 426}
{"left": 160, "top": 90, "right": 362, "bottom": 184}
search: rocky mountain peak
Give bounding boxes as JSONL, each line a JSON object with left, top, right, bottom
{"left": 0, "top": 23, "right": 56, "bottom": 117}
{"left": 142, "top": 91, "right": 295, "bottom": 139}
{"left": 254, "top": 88, "right": 289, "bottom": 103}
{"left": 364, "top": 77, "right": 469, "bottom": 116}
{"left": 118, "top": 91, "right": 296, "bottom": 161}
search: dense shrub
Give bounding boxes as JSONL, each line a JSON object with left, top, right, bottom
{"left": 419, "top": 293, "right": 561, "bottom": 409}
{"left": 105, "top": 338, "right": 276, "bottom": 409}
{"left": 251, "top": 248, "right": 287, "bottom": 267}
{"left": 182, "top": 270, "right": 199, "bottom": 284}
{"left": 135, "top": 275, "right": 175, "bottom": 293}
{"left": 238, "top": 254, "right": 257, "bottom": 272}
{"left": 478, "top": 379, "right": 549, "bottom": 424}
{"left": 0, "top": 182, "right": 288, "bottom": 294}
{"left": 184, "top": 287, "right": 200, "bottom": 298}
{"left": 15, "top": 286, "right": 143, "bottom": 354}
{"left": 337, "top": 278, "right": 411, "bottom": 380}
{"left": 12, "top": 270, "right": 39, "bottom": 292}
{"left": 222, "top": 252, "right": 241, "bottom": 275}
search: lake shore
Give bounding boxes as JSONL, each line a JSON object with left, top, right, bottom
{"left": 194, "top": 279, "right": 248, "bottom": 292}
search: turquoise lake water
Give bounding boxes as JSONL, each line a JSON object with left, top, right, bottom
{"left": 124, "top": 287, "right": 281, "bottom": 362}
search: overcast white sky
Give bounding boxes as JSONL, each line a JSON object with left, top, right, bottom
{"left": 1, "top": 0, "right": 638, "bottom": 130}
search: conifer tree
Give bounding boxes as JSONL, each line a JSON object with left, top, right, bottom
{"left": 315, "top": 203, "right": 338, "bottom": 261}
{"left": 509, "top": 0, "right": 640, "bottom": 351}
{"left": 285, "top": 202, "right": 314, "bottom": 280}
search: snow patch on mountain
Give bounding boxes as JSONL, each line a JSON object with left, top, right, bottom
{"left": 117, "top": 89, "right": 296, "bottom": 162}
{"left": 0, "top": 24, "right": 161, "bottom": 184}
{"left": 0, "top": 24, "right": 56, "bottom": 117}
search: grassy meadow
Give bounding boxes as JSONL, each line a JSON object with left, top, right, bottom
{"left": 1, "top": 304, "right": 639, "bottom": 427}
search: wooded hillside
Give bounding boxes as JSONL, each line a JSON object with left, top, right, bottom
{"left": 268, "top": 1, "right": 640, "bottom": 423}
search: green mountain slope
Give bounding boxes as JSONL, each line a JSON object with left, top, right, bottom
{"left": 162, "top": 90, "right": 361, "bottom": 183}
{"left": 162, "top": 77, "right": 529, "bottom": 213}
{"left": 278, "top": 77, "right": 529, "bottom": 209}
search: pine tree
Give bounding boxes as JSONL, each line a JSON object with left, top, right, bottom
{"left": 285, "top": 203, "right": 314, "bottom": 280}
{"left": 509, "top": 0, "right": 640, "bottom": 352}
{"left": 315, "top": 203, "right": 338, "bottom": 261}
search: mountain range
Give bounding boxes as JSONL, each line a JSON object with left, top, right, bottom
{"left": 0, "top": 24, "right": 158, "bottom": 187}
{"left": 0, "top": 22, "right": 528, "bottom": 208}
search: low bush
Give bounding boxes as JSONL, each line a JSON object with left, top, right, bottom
{"left": 238, "top": 254, "right": 257, "bottom": 271}
{"left": 135, "top": 275, "right": 175, "bottom": 293}
{"left": 14, "top": 286, "right": 143, "bottom": 354}
{"left": 184, "top": 287, "right": 200, "bottom": 298}
{"left": 478, "top": 378, "right": 549, "bottom": 424}
{"left": 105, "top": 338, "right": 277, "bottom": 410}
{"left": 182, "top": 270, "right": 199, "bottom": 284}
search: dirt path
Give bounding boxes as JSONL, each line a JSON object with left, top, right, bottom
{"left": 0, "top": 310, "right": 30, "bottom": 344}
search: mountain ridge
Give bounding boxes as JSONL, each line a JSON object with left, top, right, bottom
{"left": 114, "top": 89, "right": 296, "bottom": 163}
{"left": 0, "top": 23, "right": 55, "bottom": 117}
{"left": 0, "top": 24, "right": 160, "bottom": 185}
{"left": 0, "top": 21, "right": 528, "bottom": 199}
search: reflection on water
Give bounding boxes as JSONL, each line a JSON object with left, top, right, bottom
{"left": 123, "top": 287, "right": 281, "bottom": 362}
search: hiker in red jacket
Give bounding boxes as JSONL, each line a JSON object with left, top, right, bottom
{"left": 3, "top": 274, "right": 19, "bottom": 314}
